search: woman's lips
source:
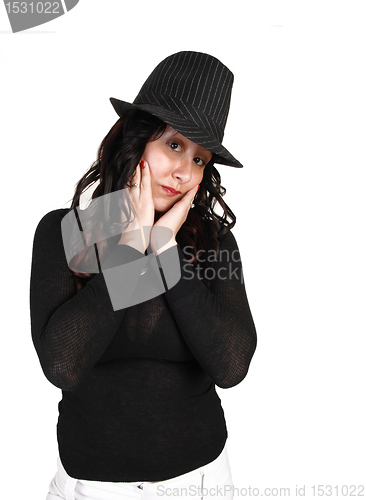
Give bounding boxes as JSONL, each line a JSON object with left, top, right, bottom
{"left": 161, "top": 185, "right": 182, "bottom": 196}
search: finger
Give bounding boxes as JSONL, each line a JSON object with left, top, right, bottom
{"left": 179, "top": 184, "right": 199, "bottom": 207}
{"left": 140, "top": 160, "right": 151, "bottom": 192}
{"left": 134, "top": 162, "right": 142, "bottom": 188}
{"left": 190, "top": 183, "right": 200, "bottom": 200}
{"left": 128, "top": 163, "right": 143, "bottom": 200}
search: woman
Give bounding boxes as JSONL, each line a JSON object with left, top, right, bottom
{"left": 30, "top": 51, "right": 257, "bottom": 500}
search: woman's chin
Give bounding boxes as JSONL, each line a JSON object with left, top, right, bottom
{"left": 153, "top": 199, "right": 174, "bottom": 215}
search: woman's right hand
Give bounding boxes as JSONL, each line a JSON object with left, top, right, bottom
{"left": 118, "top": 160, "right": 154, "bottom": 253}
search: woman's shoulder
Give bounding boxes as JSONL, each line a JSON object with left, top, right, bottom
{"left": 31, "top": 209, "right": 73, "bottom": 266}
{"left": 36, "top": 207, "right": 70, "bottom": 225}
{"left": 33, "top": 208, "right": 70, "bottom": 240}
{"left": 203, "top": 218, "right": 238, "bottom": 248}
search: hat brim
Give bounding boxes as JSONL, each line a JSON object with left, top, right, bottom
{"left": 110, "top": 97, "right": 243, "bottom": 168}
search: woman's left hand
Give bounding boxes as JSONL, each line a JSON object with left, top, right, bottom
{"left": 150, "top": 184, "right": 199, "bottom": 255}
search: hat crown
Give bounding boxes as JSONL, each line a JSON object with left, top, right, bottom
{"left": 133, "top": 51, "right": 234, "bottom": 143}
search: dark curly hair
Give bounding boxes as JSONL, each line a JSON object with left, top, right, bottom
{"left": 66, "top": 109, "right": 236, "bottom": 291}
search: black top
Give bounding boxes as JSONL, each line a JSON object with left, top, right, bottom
{"left": 29, "top": 208, "right": 257, "bottom": 482}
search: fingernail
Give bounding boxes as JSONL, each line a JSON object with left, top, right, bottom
{"left": 141, "top": 161, "right": 146, "bottom": 169}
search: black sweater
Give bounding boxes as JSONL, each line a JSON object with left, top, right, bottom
{"left": 29, "top": 208, "right": 257, "bottom": 482}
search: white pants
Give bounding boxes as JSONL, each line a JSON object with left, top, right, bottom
{"left": 46, "top": 444, "right": 233, "bottom": 500}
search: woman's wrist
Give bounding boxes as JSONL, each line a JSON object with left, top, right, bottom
{"left": 153, "top": 238, "right": 177, "bottom": 256}
{"left": 118, "top": 230, "right": 148, "bottom": 254}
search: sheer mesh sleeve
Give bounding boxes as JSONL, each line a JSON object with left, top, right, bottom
{"left": 29, "top": 210, "right": 140, "bottom": 391}
{"left": 159, "top": 231, "right": 257, "bottom": 388}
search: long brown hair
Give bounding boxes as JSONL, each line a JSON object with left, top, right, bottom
{"left": 67, "top": 109, "right": 236, "bottom": 291}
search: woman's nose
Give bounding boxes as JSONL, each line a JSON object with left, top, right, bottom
{"left": 172, "top": 158, "right": 192, "bottom": 183}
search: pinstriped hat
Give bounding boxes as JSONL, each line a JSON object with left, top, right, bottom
{"left": 110, "top": 51, "right": 243, "bottom": 168}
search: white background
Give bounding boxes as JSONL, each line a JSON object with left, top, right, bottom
{"left": 1, "top": 1, "right": 365, "bottom": 498}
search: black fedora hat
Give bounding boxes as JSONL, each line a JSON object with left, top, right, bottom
{"left": 110, "top": 51, "right": 243, "bottom": 168}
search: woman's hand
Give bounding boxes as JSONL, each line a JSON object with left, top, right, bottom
{"left": 118, "top": 161, "right": 154, "bottom": 253}
{"left": 150, "top": 184, "right": 199, "bottom": 256}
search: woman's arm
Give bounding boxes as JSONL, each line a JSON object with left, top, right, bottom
{"left": 158, "top": 230, "right": 257, "bottom": 389}
{"left": 29, "top": 209, "right": 141, "bottom": 391}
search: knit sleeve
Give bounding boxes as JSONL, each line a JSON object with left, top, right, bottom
{"left": 29, "top": 209, "right": 141, "bottom": 391}
{"left": 159, "top": 231, "right": 257, "bottom": 389}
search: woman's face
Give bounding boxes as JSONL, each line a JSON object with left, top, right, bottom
{"left": 141, "top": 125, "right": 212, "bottom": 213}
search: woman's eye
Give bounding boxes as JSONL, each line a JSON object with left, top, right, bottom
{"left": 169, "top": 142, "right": 181, "bottom": 152}
{"left": 194, "top": 157, "right": 205, "bottom": 166}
